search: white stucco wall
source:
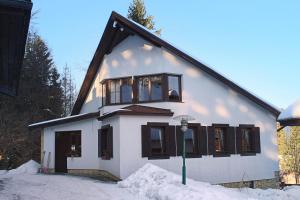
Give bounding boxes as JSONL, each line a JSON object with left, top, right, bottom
{"left": 43, "top": 119, "right": 101, "bottom": 170}
{"left": 118, "top": 115, "right": 278, "bottom": 184}
{"left": 58, "top": 34, "right": 278, "bottom": 183}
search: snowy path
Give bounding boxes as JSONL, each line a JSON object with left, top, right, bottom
{"left": 0, "top": 174, "right": 139, "bottom": 200}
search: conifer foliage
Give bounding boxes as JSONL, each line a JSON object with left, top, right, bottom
{"left": 278, "top": 127, "right": 300, "bottom": 183}
{"left": 0, "top": 32, "right": 64, "bottom": 169}
{"left": 127, "top": 0, "right": 161, "bottom": 35}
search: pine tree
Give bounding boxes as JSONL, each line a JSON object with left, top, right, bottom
{"left": 61, "top": 64, "right": 77, "bottom": 116}
{"left": 127, "top": 0, "right": 161, "bottom": 35}
{"left": 278, "top": 126, "right": 300, "bottom": 183}
{"left": 0, "top": 31, "right": 64, "bottom": 169}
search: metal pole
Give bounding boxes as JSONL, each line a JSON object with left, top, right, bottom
{"left": 182, "top": 128, "right": 186, "bottom": 185}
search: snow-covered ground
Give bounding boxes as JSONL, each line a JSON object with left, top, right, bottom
{"left": 0, "top": 161, "right": 299, "bottom": 200}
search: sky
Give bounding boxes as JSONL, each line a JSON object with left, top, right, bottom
{"left": 31, "top": 0, "right": 300, "bottom": 109}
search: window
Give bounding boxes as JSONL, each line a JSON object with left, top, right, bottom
{"left": 138, "top": 75, "right": 163, "bottom": 101}
{"left": 109, "top": 80, "right": 120, "bottom": 104}
{"left": 185, "top": 128, "right": 196, "bottom": 154}
{"left": 176, "top": 124, "right": 206, "bottom": 158}
{"left": 150, "top": 127, "right": 166, "bottom": 155}
{"left": 141, "top": 123, "right": 176, "bottom": 159}
{"left": 121, "top": 78, "right": 133, "bottom": 103}
{"left": 236, "top": 125, "right": 261, "bottom": 155}
{"left": 214, "top": 127, "right": 226, "bottom": 153}
{"left": 168, "top": 76, "right": 180, "bottom": 101}
{"left": 102, "top": 83, "right": 106, "bottom": 106}
{"left": 101, "top": 73, "right": 182, "bottom": 105}
{"left": 67, "top": 132, "right": 81, "bottom": 157}
{"left": 208, "top": 125, "right": 235, "bottom": 156}
{"left": 138, "top": 77, "right": 150, "bottom": 101}
{"left": 241, "top": 128, "right": 254, "bottom": 153}
{"left": 98, "top": 125, "right": 113, "bottom": 160}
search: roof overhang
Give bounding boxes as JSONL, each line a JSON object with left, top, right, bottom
{"left": 28, "top": 112, "right": 99, "bottom": 129}
{"left": 98, "top": 105, "right": 174, "bottom": 121}
{"left": 0, "top": 0, "right": 32, "bottom": 96}
{"left": 71, "top": 11, "right": 280, "bottom": 117}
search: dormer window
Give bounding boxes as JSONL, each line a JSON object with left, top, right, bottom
{"left": 101, "top": 73, "right": 182, "bottom": 106}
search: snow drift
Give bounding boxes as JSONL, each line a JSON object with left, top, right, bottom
{"left": 7, "top": 160, "right": 40, "bottom": 175}
{"left": 119, "top": 163, "right": 250, "bottom": 200}
{"left": 119, "top": 163, "right": 300, "bottom": 200}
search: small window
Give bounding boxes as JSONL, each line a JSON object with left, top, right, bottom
{"left": 138, "top": 75, "right": 163, "bottom": 102}
{"left": 150, "top": 127, "right": 166, "bottom": 155}
{"left": 168, "top": 76, "right": 180, "bottom": 101}
{"left": 67, "top": 132, "right": 81, "bottom": 157}
{"left": 241, "top": 128, "right": 254, "bottom": 153}
{"left": 214, "top": 127, "right": 226, "bottom": 153}
{"left": 185, "top": 128, "right": 196, "bottom": 154}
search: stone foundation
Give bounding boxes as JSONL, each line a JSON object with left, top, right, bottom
{"left": 220, "top": 178, "right": 279, "bottom": 189}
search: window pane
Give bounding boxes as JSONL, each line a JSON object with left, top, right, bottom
{"left": 150, "top": 76, "right": 162, "bottom": 101}
{"left": 115, "top": 80, "right": 120, "bottom": 103}
{"left": 185, "top": 128, "right": 195, "bottom": 154}
{"left": 215, "top": 128, "right": 225, "bottom": 152}
{"left": 121, "top": 79, "right": 132, "bottom": 103}
{"left": 138, "top": 77, "right": 150, "bottom": 101}
{"left": 168, "top": 76, "right": 180, "bottom": 101}
{"left": 110, "top": 81, "right": 116, "bottom": 104}
{"left": 242, "top": 128, "right": 252, "bottom": 152}
{"left": 150, "top": 127, "right": 165, "bottom": 155}
{"left": 102, "top": 83, "right": 106, "bottom": 106}
{"left": 68, "top": 132, "right": 81, "bottom": 157}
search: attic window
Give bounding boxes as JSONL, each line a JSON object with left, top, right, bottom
{"left": 101, "top": 73, "right": 182, "bottom": 106}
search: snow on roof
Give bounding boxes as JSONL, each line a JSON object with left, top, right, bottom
{"left": 278, "top": 98, "right": 300, "bottom": 121}
{"left": 28, "top": 113, "right": 86, "bottom": 127}
{"left": 127, "top": 18, "right": 280, "bottom": 114}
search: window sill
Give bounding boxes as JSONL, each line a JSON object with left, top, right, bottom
{"left": 99, "top": 100, "right": 183, "bottom": 109}
{"left": 240, "top": 152, "right": 257, "bottom": 156}
{"left": 213, "top": 152, "right": 231, "bottom": 157}
{"left": 185, "top": 154, "right": 202, "bottom": 158}
{"left": 147, "top": 155, "right": 170, "bottom": 160}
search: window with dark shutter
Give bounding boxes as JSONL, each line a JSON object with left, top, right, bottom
{"left": 176, "top": 123, "right": 204, "bottom": 158}
{"left": 237, "top": 125, "right": 260, "bottom": 156}
{"left": 98, "top": 125, "right": 113, "bottom": 160}
{"left": 208, "top": 124, "right": 235, "bottom": 157}
{"left": 141, "top": 123, "right": 176, "bottom": 159}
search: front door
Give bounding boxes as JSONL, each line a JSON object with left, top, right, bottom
{"left": 55, "top": 133, "right": 68, "bottom": 173}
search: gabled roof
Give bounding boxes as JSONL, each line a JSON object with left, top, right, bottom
{"left": 28, "top": 112, "right": 99, "bottom": 129}
{"left": 98, "top": 105, "right": 174, "bottom": 121}
{"left": 71, "top": 11, "right": 280, "bottom": 117}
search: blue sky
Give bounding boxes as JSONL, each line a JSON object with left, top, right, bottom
{"left": 32, "top": 1, "right": 300, "bottom": 109}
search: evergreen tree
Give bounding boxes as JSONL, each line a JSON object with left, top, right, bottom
{"left": 0, "top": 31, "right": 64, "bottom": 169}
{"left": 128, "top": 0, "right": 161, "bottom": 35}
{"left": 278, "top": 126, "right": 300, "bottom": 183}
{"left": 61, "top": 64, "right": 77, "bottom": 117}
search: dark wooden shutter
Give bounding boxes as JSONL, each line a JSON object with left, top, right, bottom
{"left": 176, "top": 126, "right": 183, "bottom": 156}
{"left": 199, "top": 126, "right": 207, "bottom": 155}
{"left": 207, "top": 126, "right": 215, "bottom": 155}
{"left": 107, "top": 126, "right": 113, "bottom": 159}
{"left": 98, "top": 129, "right": 101, "bottom": 157}
{"left": 236, "top": 127, "right": 242, "bottom": 154}
{"left": 141, "top": 125, "right": 150, "bottom": 157}
{"left": 166, "top": 125, "right": 176, "bottom": 156}
{"left": 253, "top": 127, "right": 261, "bottom": 153}
{"left": 227, "top": 127, "right": 236, "bottom": 154}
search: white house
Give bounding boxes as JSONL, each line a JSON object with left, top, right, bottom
{"left": 29, "top": 11, "right": 281, "bottom": 188}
